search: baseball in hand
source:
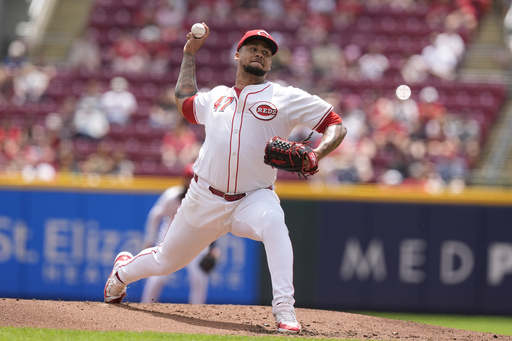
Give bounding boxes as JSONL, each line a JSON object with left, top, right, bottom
{"left": 191, "top": 23, "right": 206, "bottom": 38}
{"left": 396, "top": 84, "right": 411, "bottom": 100}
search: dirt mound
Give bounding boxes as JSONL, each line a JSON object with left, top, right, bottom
{"left": 1, "top": 298, "right": 509, "bottom": 340}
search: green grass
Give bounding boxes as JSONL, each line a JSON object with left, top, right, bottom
{"left": 0, "top": 327, "right": 348, "bottom": 341}
{"left": 355, "top": 312, "right": 512, "bottom": 336}
{"left": 3, "top": 313, "right": 512, "bottom": 340}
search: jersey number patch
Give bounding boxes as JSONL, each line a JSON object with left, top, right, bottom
{"left": 213, "top": 96, "right": 235, "bottom": 112}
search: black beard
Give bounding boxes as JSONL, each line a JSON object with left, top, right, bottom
{"left": 243, "top": 64, "right": 267, "bottom": 77}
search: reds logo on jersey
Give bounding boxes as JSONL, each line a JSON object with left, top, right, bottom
{"left": 249, "top": 101, "right": 278, "bottom": 121}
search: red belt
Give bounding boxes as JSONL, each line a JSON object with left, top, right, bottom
{"left": 194, "top": 174, "right": 271, "bottom": 202}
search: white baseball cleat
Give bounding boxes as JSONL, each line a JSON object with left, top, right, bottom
{"left": 104, "top": 251, "right": 133, "bottom": 303}
{"left": 274, "top": 306, "right": 302, "bottom": 332}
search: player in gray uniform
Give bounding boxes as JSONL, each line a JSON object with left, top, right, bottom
{"left": 104, "top": 24, "right": 347, "bottom": 333}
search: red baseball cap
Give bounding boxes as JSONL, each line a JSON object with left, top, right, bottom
{"left": 237, "top": 29, "right": 278, "bottom": 55}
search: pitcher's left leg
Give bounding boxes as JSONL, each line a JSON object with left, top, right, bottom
{"left": 230, "top": 189, "right": 301, "bottom": 332}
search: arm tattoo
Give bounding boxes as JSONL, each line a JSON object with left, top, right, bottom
{"left": 175, "top": 52, "right": 198, "bottom": 99}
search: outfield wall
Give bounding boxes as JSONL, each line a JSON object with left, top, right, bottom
{"left": 0, "top": 175, "right": 261, "bottom": 305}
{"left": 1, "top": 175, "right": 511, "bottom": 314}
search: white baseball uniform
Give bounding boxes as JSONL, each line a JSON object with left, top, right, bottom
{"left": 116, "top": 81, "right": 334, "bottom": 308}
{"left": 140, "top": 185, "right": 212, "bottom": 304}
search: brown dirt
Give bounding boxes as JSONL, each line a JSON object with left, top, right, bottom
{"left": 0, "top": 298, "right": 509, "bottom": 340}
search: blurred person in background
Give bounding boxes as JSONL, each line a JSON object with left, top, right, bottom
{"left": 55, "top": 139, "right": 78, "bottom": 173}
{"left": 20, "top": 123, "right": 58, "bottom": 182}
{"left": 107, "top": 30, "right": 150, "bottom": 74}
{"left": 2, "top": 40, "right": 27, "bottom": 70}
{"left": 140, "top": 164, "right": 220, "bottom": 304}
{"left": 149, "top": 85, "right": 180, "bottom": 130}
{"left": 67, "top": 29, "right": 101, "bottom": 73}
{"left": 400, "top": 52, "right": 429, "bottom": 84}
{"left": 161, "top": 119, "right": 201, "bottom": 173}
{"left": 80, "top": 140, "right": 115, "bottom": 175}
{"left": 421, "top": 32, "right": 458, "bottom": 80}
{"left": 111, "top": 145, "right": 135, "bottom": 178}
{"left": 77, "top": 79, "right": 104, "bottom": 110}
{"left": 358, "top": 43, "right": 389, "bottom": 81}
{"left": 100, "top": 77, "right": 138, "bottom": 126}
{"left": 73, "top": 98, "right": 110, "bottom": 141}
{"left": 310, "top": 35, "right": 345, "bottom": 79}
{"left": 12, "top": 62, "right": 55, "bottom": 104}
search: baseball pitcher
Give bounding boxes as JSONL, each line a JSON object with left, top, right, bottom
{"left": 104, "top": 23, "right": 347, "bottom": 333}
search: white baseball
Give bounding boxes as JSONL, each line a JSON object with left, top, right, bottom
{"left": 396, "top": 84, "right": 411, "bottom": 100}
{"left": 191, "top": 23, "right": 206, "bottom": 38}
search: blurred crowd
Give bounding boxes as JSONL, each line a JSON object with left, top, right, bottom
{"left": 0, "top": 0, "right": 506, "bottom": 192}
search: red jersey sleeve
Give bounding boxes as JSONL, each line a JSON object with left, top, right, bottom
{"left": 315, "top": 111, "right": 342, "bottom": 134}
{"left": 182, "top": 95, "right": 198, "bottom": 124}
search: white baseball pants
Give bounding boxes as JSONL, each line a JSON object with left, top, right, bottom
{"left": 117, "top": 176, "right": 296, "bottom": 307}
{"left": 140, "top": 247, "right": 210, "bottom": 304}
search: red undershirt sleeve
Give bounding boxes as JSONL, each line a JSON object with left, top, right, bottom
{"left": 181, "top": 95, "right": 198, "bottom": 124}
{"left": 315, "top": 111, "right": 342, "bottom": 134}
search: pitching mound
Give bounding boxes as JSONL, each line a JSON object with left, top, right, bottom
{"left": 0, "top": 298, "right": 509, "bottom": 340}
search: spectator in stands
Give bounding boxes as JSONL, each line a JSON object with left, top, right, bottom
{"left": 307, "top": 0, "right": 337, "bottom": 14}
{"left": 436, "top": 15, "right": 466, "bottom": 63}
{"left": 149, "top": 86, "right": 180, "bottom": 130}
{"left": 332, "top": 0, "right": 362, "bottom": 29}
{"left": 100, "top": 76, "right": 138, "bottom": 126}
{"left": 310, "top": 35, "right": 345, "bottom": 79}
{"left": 67, "top": 29, "right": 101, "bottom": 73}
{"left": 153, "top": 0, "right": 187, "bottom": 43}
{"left": 417, "top": 86, "right": 447, "bottom": 122}
{"left": 342, "top": 44, "right": 363, "bottom": 81}
{"left": 78, "top": 78, "right": 103, "bottom": 109}
{"left": 107, "top": 30, "right": 150, "bottom": 74}
{"left": 358, "top": 43, "right": 389, "bottom": 80}
{"left": 44, "top": 112, "right": 64, "bottom": 148}
{"left": 446, "top": 1, "right": 479, "bottom": 35}
{"left": 20, "top": 123, "right": 58, "bottom": 182}
{"left": 0, "top": 65, "right": 14, "bottom": 103}
{"left": 55, "top": 138, "right": 78, "bottom": 173}
{"left": 296, "top": 13, "right": 332, "bottom": 47}
{"left": 133, "top": 1, "right": 157, "bottom": 28}
{"left": 435, "top": 138, "right": 469, "bottom": 184}
{"left": 111, "top": 145, "right": 135, "bottom": 178}
{"left": 161, "top": 119, "right": 200, "bottom": 172}
{"left": 421, "top": 32, "right": 458, "bottom": 80}
{"left": 336, "top": 144, "right": 375, "bottom": 183}
{"left": 393, "top": 93, "right": 420, "bottom": 135}
{"left": 0, "top": 116, "right": 24, "bottom": 164}
{"left": 288, "top": 46, "right": 314, "bottom": 89}
{"left": 0, "top": 0, "right": 492, "bottom": 187}
{"left": 2, "top": 40, "right": 27, "bottom": 70}
{"left": 73, "top": 98, "right": 110, "bottom": 140}
{"left": 462, "top": 135, "right": 481, "bottom": 169}
{"left": 80, "top": 140, "right": 115, "bottom": 175}
{"left": 138, "top": 24, "right": 171, "bottom": 75}
{"left": 54, "top": 95, "right": 79, "bottom": 140}
{"left": 400, "top": 52, "right": 430, "bottom": 84}
{"left": 259, "top": 0, "right": 285, "bottom": 22}
{"left": 12, "top": 62, "right": 55, "bottom": 104}
{"left": 338, "top": 94, "right": 366, "bottom": 145}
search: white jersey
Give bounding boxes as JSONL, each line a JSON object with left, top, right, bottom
{"left": 185, "top": 81, "right": 333, "bottom": 193}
